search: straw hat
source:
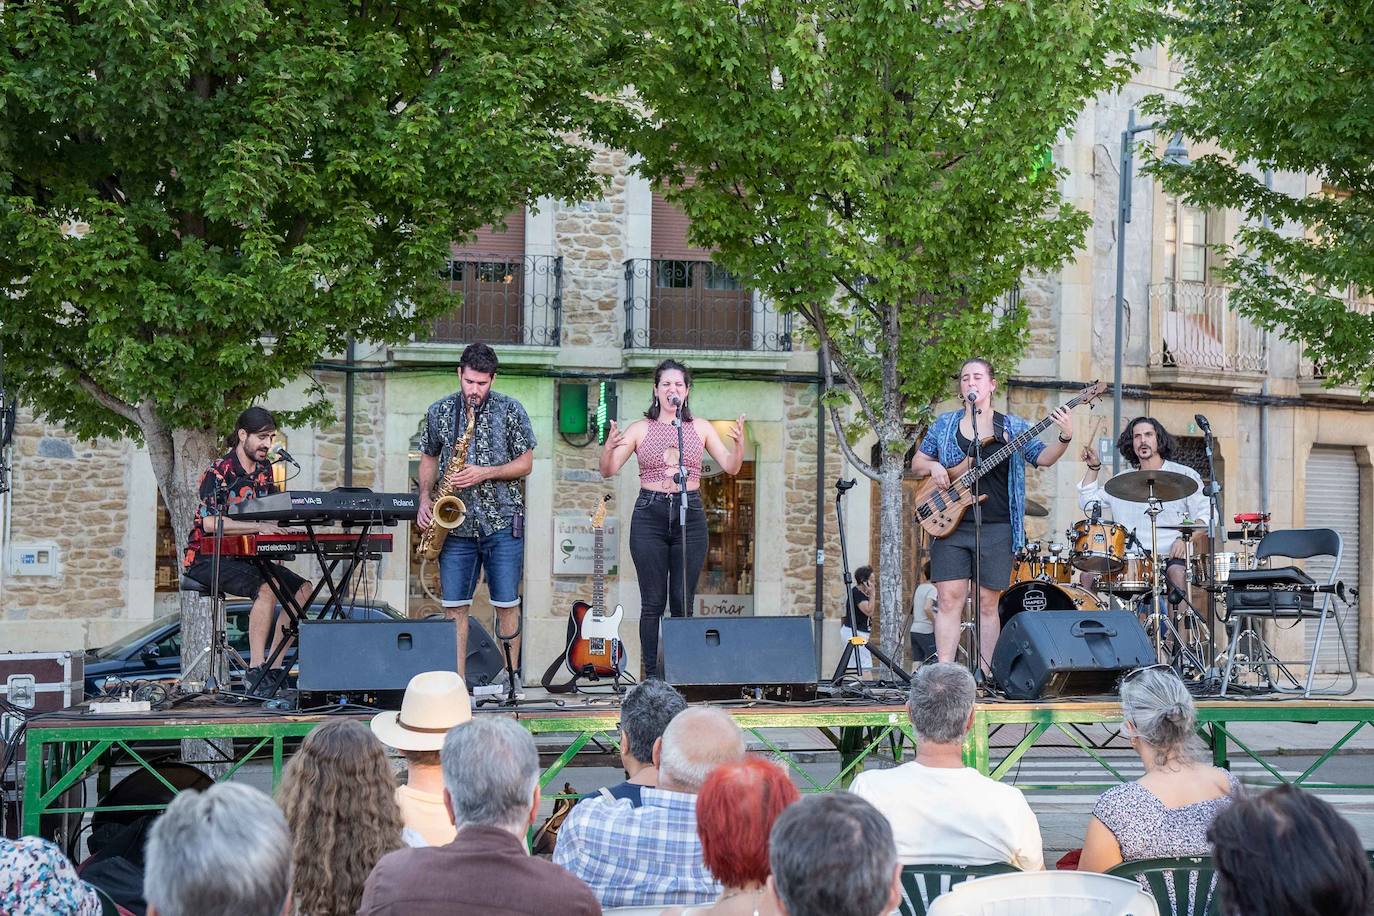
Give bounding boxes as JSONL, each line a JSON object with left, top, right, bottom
{"left": 370, "top": 671, "right": 473, "bottom": 751}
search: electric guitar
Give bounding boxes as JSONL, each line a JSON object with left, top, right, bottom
{"left": 914, "top": 380, "right": 1107, "bottom": 538}
{"left": 564, "top": 494, "right": 626, "bottom": 678}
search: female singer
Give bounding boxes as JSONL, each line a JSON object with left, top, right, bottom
{"left": 600, "top": 359, "right": 746, "bottom": 677}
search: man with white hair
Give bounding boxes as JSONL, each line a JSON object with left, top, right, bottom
{"left": 359, "top": 716, "right": 600, "bottom": 915}
{"left": 554, "top": 705, "right": 747, "bottom": 908}
{"left": 849, "top": 662, "right": 1044, "bottom": 870}
{"left": 145, "top": 782, "right": 291, "bottom": 916}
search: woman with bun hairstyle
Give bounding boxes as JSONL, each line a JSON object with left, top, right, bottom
{"left": 1078, "top": 665, "right": 1239, "bottom": 873}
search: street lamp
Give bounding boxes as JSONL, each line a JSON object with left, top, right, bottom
{"left": 1111, "top": 108, "right": 1189, "bottom": 474}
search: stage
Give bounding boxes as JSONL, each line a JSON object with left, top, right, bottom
{"left": 19, "top": 691, "right": 1374, "bottom": 837}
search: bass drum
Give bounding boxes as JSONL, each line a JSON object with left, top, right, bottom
{"left": 998, "top": 580, "right": 1103, "bottom": 627}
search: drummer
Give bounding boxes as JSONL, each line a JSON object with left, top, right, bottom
{"left": 1079, "top": 417, "right": 1210, "bottom": 603}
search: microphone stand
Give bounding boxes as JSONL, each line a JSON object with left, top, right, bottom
{"left": 1199, "top": 422, "right": 1222, "bottom": 682}
{"left": 668, "top": 398, "right": 690, "bottom": 678}
{"left": 830, "top": 478, "right": 909, "bottom": 685}
{"left": 967, "top": 394, "right": 985, "bottom": 680}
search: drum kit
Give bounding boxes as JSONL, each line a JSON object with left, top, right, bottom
{"left": 1003, "top": 468, "right": 1273, "bottom": 682}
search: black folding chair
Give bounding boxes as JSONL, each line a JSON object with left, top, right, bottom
{"left": 1219, "top": 528, "right": 1357, "bottom": 697}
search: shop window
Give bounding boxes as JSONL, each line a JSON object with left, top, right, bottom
{"left": 697, "top": 461, "right": 755, "bottom": 614}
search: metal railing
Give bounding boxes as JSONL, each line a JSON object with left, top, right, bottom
{"left": 1148, "top": 280, "right": 1267, "bottom": 373}
{"left": 427, "top": 255, "right": 561, "bottom": 347}
{"left": 1300, "top": 290, "right": 1374, "bottom": 380}
{"left": 623, "top": 259, "right": 792, "bottom": 352}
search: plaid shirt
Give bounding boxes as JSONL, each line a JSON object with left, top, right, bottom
{"left": 552, "top": 787, "right": 720, "bottom": 908}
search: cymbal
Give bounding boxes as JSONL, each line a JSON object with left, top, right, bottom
{"left": 1025, "top": 497, "right": 1049, "bottom": 518}
{"left": 1104, "top": 469, "right": 1198, "bottom": 503}
{"left": 1160, "top": 521, "right": 1208, "bottom": 533}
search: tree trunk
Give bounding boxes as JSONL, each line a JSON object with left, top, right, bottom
{"left": 877, "top": 451, "right": 908, "bottom": 673}
{"left": 138, "top": 408, "right": 224, "bottom": 770}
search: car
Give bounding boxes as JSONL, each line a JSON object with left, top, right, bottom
{"left": 84, "top": 600, "right": 405, "bottom": 697}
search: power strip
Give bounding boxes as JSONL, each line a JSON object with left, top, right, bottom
{"left": 90, "top": 699, "right": 152, "bottom": 715}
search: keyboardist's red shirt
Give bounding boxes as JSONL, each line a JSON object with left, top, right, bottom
{"left": 183, "top": 450, "right": 277, "bottom": 568}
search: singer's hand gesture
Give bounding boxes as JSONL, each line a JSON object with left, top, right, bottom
{"left": 604, "top": 420, "right": 626, "bottom": 452}
{"left": 730, "top": 415, "right": 746, "bottom": 445}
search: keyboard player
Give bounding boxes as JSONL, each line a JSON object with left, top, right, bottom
{"left": 182, "top": 407, "right": 313, "bottom": 691}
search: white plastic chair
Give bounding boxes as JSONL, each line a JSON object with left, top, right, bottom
{"left": 925, "top": 871, "right": 1159, "bottom": 916}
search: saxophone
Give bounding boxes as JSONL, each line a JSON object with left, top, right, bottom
{"left": 417, "top": 403, "right": 478, "bottom": 562}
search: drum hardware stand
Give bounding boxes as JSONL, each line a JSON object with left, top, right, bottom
{"left": 831, "top": 477, "right": 910, "bottom": 686}
{"left": 1142, "top": 493, "right": 1209, "bottom": 678}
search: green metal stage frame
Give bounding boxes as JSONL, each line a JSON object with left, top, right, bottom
{"left": 21, "top": 699, "right": 1374, "bottom": 836}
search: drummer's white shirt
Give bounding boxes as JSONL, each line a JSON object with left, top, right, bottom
{"left": 1078, "top": 460, "right": 1210, "bottom": 552}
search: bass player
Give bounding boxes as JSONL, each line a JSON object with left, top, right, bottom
{"left": 911, "top": 358, "right": 1074, "bottom": 673}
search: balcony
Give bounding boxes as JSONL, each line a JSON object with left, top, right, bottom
{"left": 425, "top": 255, "right": 561, "bottom": 348}
{"left": 623, "top": 259, "right": 792, "bottom": 353}
{"left": 1298, "top": 291, "right": 1374, "bottom": 399}
{"left": 1148, "top": 281, "right": 1268, "bottom": 390}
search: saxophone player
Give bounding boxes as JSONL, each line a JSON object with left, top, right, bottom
{"left": 417, "top": 343, "right": 537, "bottom": 681}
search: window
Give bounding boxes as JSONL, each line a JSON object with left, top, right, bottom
{"left": 1164, "top": 202, "right": 1209, "bottom": 284}
{"left": 655, "top": 260, "right": 693, "bottom": 289}
{"left": 697, "top": 461, "right": 756, "bottom": 608}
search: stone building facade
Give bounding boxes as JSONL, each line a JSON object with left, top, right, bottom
{"left": 3, "top": 44, "right": 1371, "bottom": 679}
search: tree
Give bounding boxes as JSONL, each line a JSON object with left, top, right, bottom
{"left": 0, "top": 0, "right": 615, "bottom": 683}
{"left": 618, "top": 0, "right": 1158, "bottom": 669}
{"left": 1146, "top": 0, "right": 1374, "bottom": 395}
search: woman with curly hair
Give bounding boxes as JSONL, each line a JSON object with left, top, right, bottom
{"left": 277, "top": 718, "right": 405, "bottom": 916}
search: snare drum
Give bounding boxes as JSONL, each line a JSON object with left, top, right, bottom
{"left": 1105, "top": 551, "right": 1154, "bottom": 593}
{"left": 998, "top": 580, "right": 1103, "bottom": 626}
{"left": 1070, "top": 520, "right": 1128, "bottom": 574}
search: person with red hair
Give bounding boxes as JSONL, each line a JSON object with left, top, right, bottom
{"left": 663, "top": 757, "right": 801, "bottom": 916}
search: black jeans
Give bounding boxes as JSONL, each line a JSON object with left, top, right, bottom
{"left": 629, "top": 489, "right": 708, "bottom": 676}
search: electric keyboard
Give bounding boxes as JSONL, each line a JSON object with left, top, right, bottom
{"left": 199, "top": 532, "right": 394, "bottom": 559}
{"left": 227, "top": 487, "right": 419, "bottom": 525}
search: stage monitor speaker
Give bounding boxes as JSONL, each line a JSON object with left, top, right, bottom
{"left": 298, "top": 617, "right": 494, "bottom": 696}
{"left": 661, "top": 617, "right": 817, "bottom": 701}
{"left": 990, "top": 609, "right": 1155, "bottom": 700}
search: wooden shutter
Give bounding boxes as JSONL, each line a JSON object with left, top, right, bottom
{"left": 452, "top": 209, "right": 526, "bottom": 259}
{"left": 651, "top": 192, "right": 712, "bottom": 260}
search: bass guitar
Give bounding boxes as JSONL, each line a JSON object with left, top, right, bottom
{"left": 914, "top": 380, "right": 1107, "bottom": 539}
{"left": 564, "top": 494, "right": 626, "bottom": 678}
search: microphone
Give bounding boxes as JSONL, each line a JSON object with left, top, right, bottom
{"left": 966, "top": 391, "right": 979, "bottom": 403}
{"left": 836, "top": 478, "right": 857, "bottom": 491}
{"left": 668, "top": 395, "right": 682, "bottom": 407}
{"left": 1195, "top": 413, "right": 1211, "bottom": 434}
{"left": 269, "top": 444, "right": 301, "bottom": 469}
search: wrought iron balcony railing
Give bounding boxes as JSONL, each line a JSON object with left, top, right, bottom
{"left": 427, "top": 255, "right": 561, "bottom": 347}
{"left": 1148, "top": 280, "right": 1267, "bottom": 374}
{"left": 1300, "top": 289, "right": 1374, "bottom": 380}
{"left": 623, "top": 259, "right": 792, "bottom": 352}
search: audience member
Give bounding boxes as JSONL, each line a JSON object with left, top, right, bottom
{"left": 1, "top": 835, "right": 102, "bottom": 915}
{"left": 360, "top": 716, "right": 600, "bottom": 915}
{"left": 370, "top": 670, "right": 473, "bottom": 846}
{"left": 1210, "top": 784, "right": 1374, "bottom": 916}
{"left": 555, "top": 706, "right": 747, "bottom": 908}
{"left": 145, "top": 782, "right": 291, "bottom": 916}
{"left": 278, "top": 718, "right": 405, "bottom": 915}
{"left": 849, "top": 662, "right": 1043, "bottom": 870}
{"left": 766, "top": 792, "right": 901, "bottom": 916}
{"left": 582, "top": 678, "right": 687, "bottom": 805}
{"left": 662, "top": 757, "right": 801, "bottom": 916}
{"left": 1079, "top": 665, "right": 1236, "bottom": 873}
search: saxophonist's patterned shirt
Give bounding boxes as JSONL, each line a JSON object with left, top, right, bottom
{"left": 419, "top": 390, "right": 536, "bottom": 537}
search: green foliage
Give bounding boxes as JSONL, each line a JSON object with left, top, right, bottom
{"left": 1145, "top": 0, "right": 1374, "bottom": 395}
{"left": 616, "top": 0, "right": 1159, "bottom": 449}
{"left": 0, "top": 0, "right": 619, "bottom": 441}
